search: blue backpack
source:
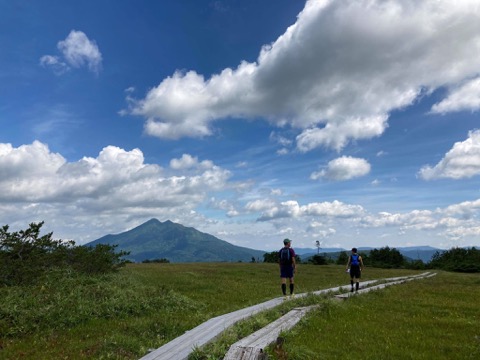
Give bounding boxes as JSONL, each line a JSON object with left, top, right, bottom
{"left": 351, "top": 254, "right": 360, "bottom": 266}
{"left": 279, "top": 247, "right": 292, "bottom": 265}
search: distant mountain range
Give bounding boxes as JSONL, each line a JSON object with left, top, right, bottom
{"left": 86, "top": 218, "right": 266, "bottom": 263}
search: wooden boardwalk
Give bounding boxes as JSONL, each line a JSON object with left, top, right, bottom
{"left": 335, "top": 272, "right": 437, "bottom": 299}
{"left": 140, "top": 272, "right": 435, "bottom": 360}
{"left": 223, "top": 305, "right": 317, "bottom": 360}
{"left": 139, "top": 297, "right": 286, "bottom": 360}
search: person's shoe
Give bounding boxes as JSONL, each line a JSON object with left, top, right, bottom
{"left": 350, "top": 287, "right": 354, "bottom": 292}
{"left": 290, "top": 293, "right": 295, "bottom": 299}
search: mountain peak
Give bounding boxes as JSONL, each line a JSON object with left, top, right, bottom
{"left": 86, "top": 219, "right": 265, "bottom": 263}
{"left": 144, "top": 218, "right": 161, "bottom": 224}
{"left": 144, "top": 218, "right": 175, "bottom": 226}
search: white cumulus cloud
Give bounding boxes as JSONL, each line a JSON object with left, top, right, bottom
{"left": 431, "top": 77, "right": 480, "bottom": 114}
{"left": 40, "top": 30, "right": 102, "bottom": 75}
{"left": 256, "top": 199, "right": 364, "bottom": 221}
{"left": 170, "top": 154, "right": 213, "bottom": 170}
{"left": 418, "top": 130, "right": 480, "bottom": 180}
{"left": 0, "top": 141, "right": 231, "bottom": 231}
{"left": 126, "top": 0, "right": 480, "bottom": 152}
{"left": 311, "top": 156, "right": 371, "bottom": 181}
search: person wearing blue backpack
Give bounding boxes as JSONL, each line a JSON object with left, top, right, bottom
{"left": 346, "top": 247, "right": 364, "bottom": 292}
{"left": 279, "top": 238, "right": 296, "bottom": 298}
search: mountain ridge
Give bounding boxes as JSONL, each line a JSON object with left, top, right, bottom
{"left": 86, "top": 218, "right": 266, "bottom": 263}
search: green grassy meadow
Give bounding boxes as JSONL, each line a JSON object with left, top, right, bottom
{"left": 263, "top": 271, "right": 480, "bottom": 360}
{"left": 0, "top": 263, "right": 478, "bottom": 359}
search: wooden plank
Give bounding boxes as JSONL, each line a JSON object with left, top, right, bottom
{"left": 310, "top": 279, "right": 378, "bottom": 296}
{"left": 139, "top": 296, "right": 293, "bottom": 360}
{"left": 224, "top": 306, "right": 316, "bottom": 360}
{"left": 335, "top": 272, "right": 436, "bottom": 299}
{"left": 224, "top": 346, "right": 263, "bottom": 360}
{"left": 335, "top": 279, "right": 405, "bottom": 299}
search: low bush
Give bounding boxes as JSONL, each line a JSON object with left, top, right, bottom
{"left": 367, "top": 246, "right": 405, "bottom": 268}
{"left": 0, "top": 222, "right": 129, "bottom": 286}
{"left": 429, "top": 247, "right": 480, "bottom": 273}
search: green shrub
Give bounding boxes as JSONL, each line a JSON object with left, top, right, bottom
{"left": 308, "top": 254, "right": 328, "bottom": 265}
{"left": 336, "top": 251, "right": 349, "bottom": 265}
{"left": 368, "top": 246, "right": 405, "bottom": 268}
{"left": 0, "top": 222, "right": 129, "bottom": 286}
{"left": 142, "top": 258, "right": 170, "bottom": 263}
{"left": 68, "top": 243, "right": 130, "bottom": 274}
{"left": 406, "top": 259, "right": 426, "bottom": 270}
{"left": 263, "top": 251, "right": 278, "bottom": 263}
{"left": 429, "top": 247, "right": 480, "bottom": 273}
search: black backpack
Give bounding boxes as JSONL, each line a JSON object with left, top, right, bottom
{"left": 279, "top": 247, "right": 292, "bottom": 265}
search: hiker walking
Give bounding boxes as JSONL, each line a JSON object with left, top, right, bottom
{"left": 346, "top": 247, "right": 364, "bottom": 292}
{"left": 279, "top": 238, "right": 296, "bottom": 297}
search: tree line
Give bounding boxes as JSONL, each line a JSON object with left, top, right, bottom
{"left": 263, "top": 245, "right": 480, "bottom": 273}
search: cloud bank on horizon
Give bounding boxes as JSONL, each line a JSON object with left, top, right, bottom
{"left": 2, "top": 0, "right": 480, "bottom": 251}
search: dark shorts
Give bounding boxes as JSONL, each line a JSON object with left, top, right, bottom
{"left": 350, "top": 265, "right": 361, "bottom": 279}
{"left": 280, "top": 266, "right": 294, "bottom": 279}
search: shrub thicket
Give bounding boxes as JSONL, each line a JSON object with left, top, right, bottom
{"left": 308, "top": 254, "right": 328, "bottom": 265}
{"left": 429, "top": 247, "right": 480, "bottom": 273}
{"left": 336, "top": 251, "right": 349, "bottom": 265}
{"left": 0, "top": 222, "right": 129, "bottom": 286}
{"left": 367, "top": 246, "right": 405, "bottom": 268}
{"left": 263, "top": 251, "right": 278, "bottom": 263}
{"left": 142, "top": 258, "right": 170, "bottom": 263}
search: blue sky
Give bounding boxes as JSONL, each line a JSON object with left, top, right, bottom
{"left": 2, "top": 0, "right": 480, "bottom": 251}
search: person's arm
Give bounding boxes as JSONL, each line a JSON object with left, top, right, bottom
{"left": 359, "top": 256, "right": 364, "bottom": 271}
{"left": 346, "top": 255, "right": 351, "bottom": 270}
{"left": 291, "top": 249, "right": 296, "bottom": 272}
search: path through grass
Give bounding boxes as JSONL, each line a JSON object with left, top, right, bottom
{"left": 1, "top": 264, "right": 475, "bottom": 359}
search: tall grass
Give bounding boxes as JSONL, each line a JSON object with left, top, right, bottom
{"left": 1, "top": 263, "right": 477, "bottom": 359}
